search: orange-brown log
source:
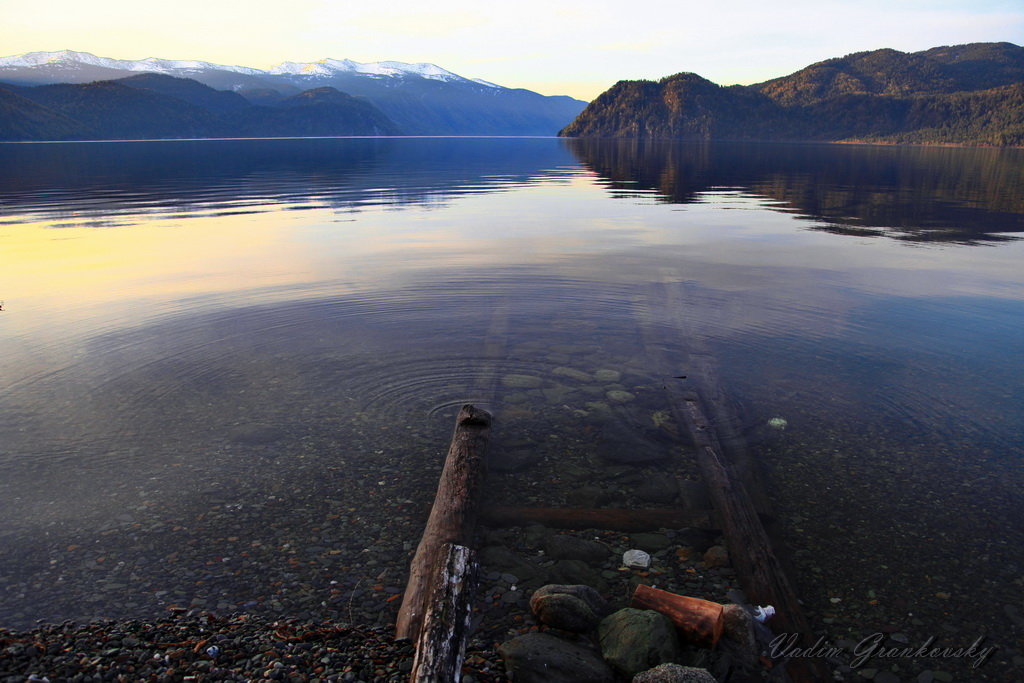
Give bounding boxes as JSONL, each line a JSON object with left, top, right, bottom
{"left": 479, "top": 506, "right": 713, "bottom": 532}
{"left": 395, "top": 405, "right": 491, "bottom": 643}
{"left": 631, "top": 584, "right": 724, "bottom": 647}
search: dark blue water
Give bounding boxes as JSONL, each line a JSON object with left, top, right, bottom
{"left": 0, "top": 138, "right": 1021, "bottom": 678}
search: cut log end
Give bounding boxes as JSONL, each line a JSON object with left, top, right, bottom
{"left": 631, "top": 584, "right": 724, "bottom": 647}
{"left": 457, "top": 404, "right": 492, "bottom": 427}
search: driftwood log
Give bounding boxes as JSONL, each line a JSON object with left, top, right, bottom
{"left": 395, "top": 404, "right": 491, "bottom": 644}
{"left": 409, "top": 543, "right": 479, "bottom": 682}
{"left": 631, "top": 584, "right": 724, "bottom": 647}
{"left": 666, "top": 383, "right": 830, "bottom": 683}
{"left": 480, "top": 506, "right": 712, "bottom": 532}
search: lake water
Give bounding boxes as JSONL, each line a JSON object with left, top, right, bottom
{"left": 0, "top": 138, "right": 1022, "bottom": 677}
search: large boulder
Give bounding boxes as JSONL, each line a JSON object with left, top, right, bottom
{"left": 499, "top": 632, "right": 614, "bottom": 683}
{"left": 530, "top": 584, "right": 609, "bottom": 632}
{"left": 599, "top": 608, "right": 683, "bottom": 678}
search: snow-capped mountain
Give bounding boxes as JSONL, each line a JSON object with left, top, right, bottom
{"left": 0, "top": 50, "right": 495, "bottom": 87}
{"left": 0, "top": 50, "right": 587, "bottom": 136}
{"left": 0, "top": 50, "right": 263, "bottom": 75}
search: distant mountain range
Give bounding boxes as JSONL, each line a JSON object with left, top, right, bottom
{"left": 0, "top": 50, "right": 587, "bottom": 140}
{"left": 561, "top": 42, "right": 1024, "bottom": 146}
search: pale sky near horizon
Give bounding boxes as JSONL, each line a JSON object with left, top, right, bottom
{"left": 3, "top": 0, "right": 1023, "bottom": 100}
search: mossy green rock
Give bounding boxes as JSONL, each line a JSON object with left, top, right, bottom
{"left": 594, "top": 369, "right": 621, "bottom": 382}
{"left": 598, "top": 608, "right": 682, "bottom": 677}
{"left": 606, "top": 390, "right": 635, "bottom": 403}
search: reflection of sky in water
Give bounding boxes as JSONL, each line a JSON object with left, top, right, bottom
{"left": 0, "top": 139, "right": 1021, "bottom": 658}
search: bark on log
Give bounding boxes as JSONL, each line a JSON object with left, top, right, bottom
{"left": 396, "top": 404, "right": 491, "bottom": 643}
{"left": 666, "top": 384, "right": 829, "bottom": 683}
{"left": 410, "top": 543, "right": 478, "bottom": 682}
{"left": 480, "top": 506, "right": 713, "bottom": 532}
{"left": 631, "top": 584, "right": 724, "bottom": 647}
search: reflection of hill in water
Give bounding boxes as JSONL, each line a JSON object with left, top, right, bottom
{"left": 565, "top": 139, "right": 1024, "bottom": 244}
{"left": 0, "top": 138, "right": 577, "bottom": 226}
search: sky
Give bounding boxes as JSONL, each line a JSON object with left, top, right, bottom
{"left": 3, "top": 0, "right": 1023, "bottom": 100}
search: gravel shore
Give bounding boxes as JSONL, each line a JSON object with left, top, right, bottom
{"left": 0, "top": 612, "right": 504, "bottom": 682}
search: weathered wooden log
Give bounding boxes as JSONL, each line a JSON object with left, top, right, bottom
{"left": 410, "top": 543, "right": 478, "bottom": 682}
{"left": 667, "top": 384, "right": 829, "bottom": 683}
{"left": 480, "top": 506, "right": 713, "bottom": 532}
{"left": 631, "top": 584, "right": 724, "bottom": 647}
{"left": 396, "top": 404, "right": 491, "bottom": 643}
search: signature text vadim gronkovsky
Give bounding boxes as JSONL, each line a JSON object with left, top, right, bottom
{"left": 769, "top": 632, "right": 997, "bottom": 669}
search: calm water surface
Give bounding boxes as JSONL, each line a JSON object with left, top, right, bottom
{"left": 0, "top": 138, "right": 1022, "bottom": 676}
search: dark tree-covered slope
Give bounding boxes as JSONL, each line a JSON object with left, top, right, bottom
{"left": 561, "top": 42, "right": 1024, "bottom": 146}
{"left": 0, "top": 76, "right": 402, "bottom": 140}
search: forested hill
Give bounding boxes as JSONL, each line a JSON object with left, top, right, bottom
{"left": 560, "top": 42, "right": 1024, "bottom": 146}
{"left": 0, "top": 74, "right": 402, "bottom": 140}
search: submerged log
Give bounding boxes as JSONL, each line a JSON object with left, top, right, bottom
{"left": 410, "top": 543, "right": 478, "bottom": 682}
{"left": 480, "top": 506, "right": 713, "bottom": 532}
{"left": 666, "top": 384, "right": 829, "bottom": 682}
{"left": 631, "top": 584, "right": 724, "bottom": 647}
{"left": 395, "top": 404, "right": 491, "bottom": 643}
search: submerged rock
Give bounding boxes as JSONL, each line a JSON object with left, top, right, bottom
{"left": 502, "top": 374, "right": 544, "bottom": 389}
{"left": 529, "top": 584, "right": 609, "bottom": 632}
{"left": 499, "top": 632, "right": 614, "bottom": 683}
{"left": 546, "top": 560, "right": 608, "bottom": 592}
{"left": 702, "top": 546, "right": 729, "bottom": 569}
{"left": 553, "top": 367, "right": 592, "bottom": 382}
{"left": 544, "top": 535, "right": 611, "bottom": 563}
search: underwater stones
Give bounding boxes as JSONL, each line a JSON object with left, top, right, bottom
{"left": 598, "top": 608, "right": 683, "bottom": 678}
{"left": 677, "top": 480, "right": 712, "bottom": 510}
{"left": 606, "top": 390, "right": 635, "bottom": 403}
{"left": 629, "top": 533, "right": 672, "bottom": 553}
{"left": 228, "top": 424, "right": 286, "bottom": 445}
{"left": 632, "top": 663, "right": 717, "bottom": 682}
{"left": 546, "top": 560, "right": 608, "bottom": 592}
{"left": 674, "top": 528, "right": 718, "bottom": 553}
{"left": 553, "top": 367, "right": 592, "bottom": 382}
{"left": 543, "top": 385, "right": 577, "bottom": 403}
{"left": 480, "top": 546, "right": 540, "bottom": 582}
{"left": 490, "top": 441, "right": 542, "bottom": 473}
{"left": 594, "top": 369, "right": 621, "bottom": 383}
{"left": 499, "top": 632, "right": 614, "bottom": 683}
{"left": 502, "top": 374, "right": 544, "bottom": 389}
{"left": 702, "top": 546, "right": 729, "bottom": 569}
{"left": 636, "top": 475, "right": 679, "bottom": 504}
{"left": 529, "top": 584, "right": 609, "bottom": 632}
{"left": 565, "top": 485, "right": 613, "bottom": 508}
{"left": 544, "top": 535, "right": 612, "bottom": 563}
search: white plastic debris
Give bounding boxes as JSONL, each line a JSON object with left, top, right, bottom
{"left": 752, "top": 605, "right": 776, "bottom": 622}
{"left": 623, "top": 549, "right": 651, "bottom": 570}
{"left": 767, "top": 417, "right": 788, "bottom": 430}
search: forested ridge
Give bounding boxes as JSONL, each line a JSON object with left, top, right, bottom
{"left": 561, "top": 42, "right": 1024, "bottom": 146}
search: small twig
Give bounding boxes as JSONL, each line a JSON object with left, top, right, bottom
{"left": 347, "top": 578, "right": 364, "bottom": 626}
